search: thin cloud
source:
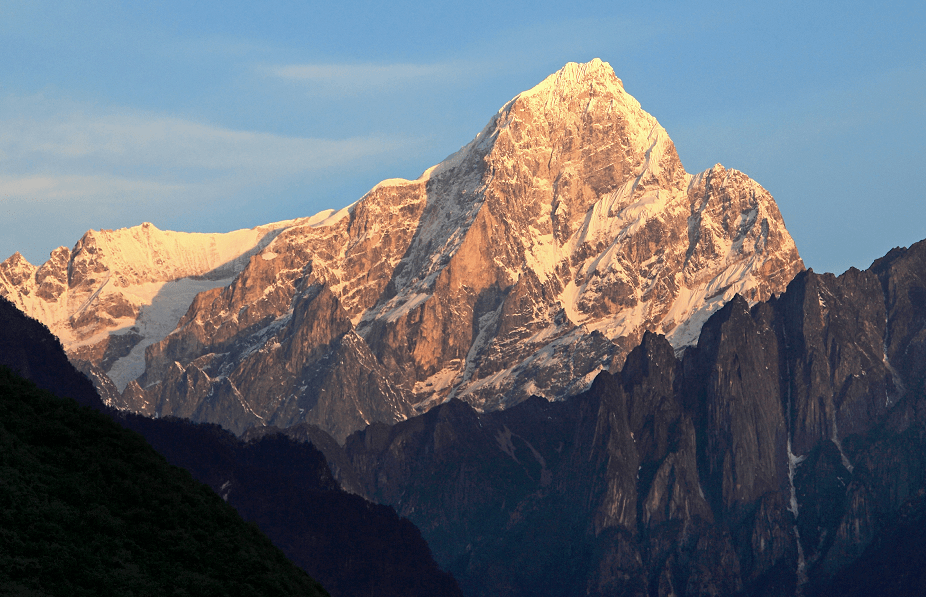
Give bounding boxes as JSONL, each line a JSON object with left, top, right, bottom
{"left": 0, "top": 110, "right": 418, "bottom": 261}
{"left": 0, "top": 93, "right": 435, "bottom": 262}
{"left": 0, "top": 174, "right": 188, "bottom": 203}
{"left": 0, "top": 95, "right": 422, "bottom": 203}
{"left": 263, "top": 62, "right": 465, "bottom": 93}
{"left": 271, "top": 63, "right": 445, "bottom": 81}
{"left": 1, "top": 111, "right": 416, "bottom": 175}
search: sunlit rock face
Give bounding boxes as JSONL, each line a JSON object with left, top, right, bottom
{"left": 0, "top": 59, "right": 803, "bottom": 441}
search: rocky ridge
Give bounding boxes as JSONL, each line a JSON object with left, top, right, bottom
{"left": 0, "top": 219, "right": 301, "bottom": 389}
{"left": 0, "top": 59, "right": 803, "bottom": 441}
{"left": 295, "top": 238, "right": 926, "bottom": 596}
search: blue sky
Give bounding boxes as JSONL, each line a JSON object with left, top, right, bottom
{"left": 2, "top": 1, "right": 924, "bottom": 275}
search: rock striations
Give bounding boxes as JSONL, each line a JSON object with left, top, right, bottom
{"left": 301, "top": 239, "right": 926, "bottom": 596}
{"left": 0, "top": 59, "right": 803, "bottom": 441}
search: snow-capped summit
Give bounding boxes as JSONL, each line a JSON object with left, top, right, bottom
{"left": 0, "top": 59, "right": 803, "bottom": 441}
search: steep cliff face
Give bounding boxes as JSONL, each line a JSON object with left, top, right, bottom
{"left": 293, "top": 238, "right": 926, "bottom": 596}
{"left": 0, "top": 59, "right": 803, "bottom": 441}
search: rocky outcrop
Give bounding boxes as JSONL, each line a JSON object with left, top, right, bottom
{"left": 289, "top": 238, "right": 926, "bottom": 596}
{"left": 0, "top": 59, "right": 803, "bottom": 441}
{"left": 131, "top": 281, "right": 410, "bottom": 439}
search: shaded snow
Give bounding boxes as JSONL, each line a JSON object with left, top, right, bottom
{"left": 108, "top": 276, "right": 238, "bottom": 390}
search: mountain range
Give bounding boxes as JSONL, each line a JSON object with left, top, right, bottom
{"left": 1, "top": 59, "right": 803, "bottom": 442}
{"left": 297, "top": 244, "right": 926, "bottom": 595}
{"left": 3, "top": 59, "right": 926, "bottom": 596}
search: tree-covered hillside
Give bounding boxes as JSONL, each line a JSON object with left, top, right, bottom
{"left": 0, "top": 366, "right": 328, "bottom": 597}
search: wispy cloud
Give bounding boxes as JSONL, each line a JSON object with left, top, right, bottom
{"left": 263, "top": 61, "right": 467, "bottom": 94}
{"left": 1, "top": 113, "right": 413, "bottom": 174}
{"left": 270, "top": 63, "right": 446, "bottom": 81}
{"left": 0, "top": 94, "right": 430, "bottom": 262}
{"left": 0, "top": 95, "right": 421, "bottom": 204}
{"left": 0, "top": 174, "right": 188, "bottom": 203}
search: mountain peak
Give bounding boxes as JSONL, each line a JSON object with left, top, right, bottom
{"left": 516, "top": 58, "right": 625, "bottom": 106}
{"left": 3, "top": 251, "right": 31, "bottom": 267}
{"left": 561, "top": 57, "right": 618, "bottom": 81}
{"left": 1, "top": 60, "right": 805, "bottom": 439}
{"left": 534, "top": 58, "right": 621, "bottom": 90}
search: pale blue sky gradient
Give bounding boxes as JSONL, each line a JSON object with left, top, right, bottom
{"left": 2, "top": 1, "right": 924, "bottom": 275}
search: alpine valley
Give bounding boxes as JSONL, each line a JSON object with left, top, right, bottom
{"left": 4, "top": 59, "right": 926, "bottom": 596}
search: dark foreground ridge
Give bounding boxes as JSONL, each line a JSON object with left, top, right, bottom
{"left": 0, "top": 366, "right": 328, "bottom": 596}
{"left": 119, "top": 414, "right": 464, "bottom": 597}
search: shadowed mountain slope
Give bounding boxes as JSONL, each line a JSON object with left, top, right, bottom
{"left": 120, "top": 415, "right": 464, "bottom": 597}
{"left": 0, "top": 366, "right": 328, "bottom": 596}
{"left": 286, "top": 238, "right": 926, "bottom": 596}
{"left": 0, "top": 294, "right": 461, "bottom": 597}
